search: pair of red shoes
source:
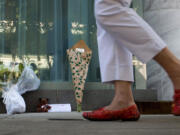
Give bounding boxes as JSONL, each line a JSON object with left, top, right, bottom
{"left": 83, "top": 90, "right": 180, "bottom": 121}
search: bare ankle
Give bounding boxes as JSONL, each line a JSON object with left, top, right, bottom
{"left": 104, "top": 98, "right": 135, "bottom": 110}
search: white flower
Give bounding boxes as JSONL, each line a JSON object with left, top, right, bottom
{"left": 14, "top": 65, "right": 19, "bottom": 72}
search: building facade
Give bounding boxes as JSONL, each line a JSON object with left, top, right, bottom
{"left": 0, "top": 0, "right": 178, "bottom": 101}
{"left": 0, "top": 0, "right": 145, "bottom": 88}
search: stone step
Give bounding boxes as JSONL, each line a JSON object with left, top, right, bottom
{"left": 137, "top": 101, "right": 172, "bottom": 114}
{"left": 0, "top": 88, "right": 158, "bottom": 113}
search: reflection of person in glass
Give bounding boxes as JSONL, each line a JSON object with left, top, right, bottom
{"left": 83, "top": 0, "right": 180, "bottom": 121}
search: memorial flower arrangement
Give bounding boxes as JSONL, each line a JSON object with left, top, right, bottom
{"left": 67, "top": 40, "right": 92, "bottom": 112}
{"left": 0, "top": 61, "right": 39, "bottom": 91}
{"left": 0, "top": 60, "right": 40, "bottom": 114}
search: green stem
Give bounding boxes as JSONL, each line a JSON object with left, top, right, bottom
{"left": 77, "top": 104, "right": 82, "bottom": 112}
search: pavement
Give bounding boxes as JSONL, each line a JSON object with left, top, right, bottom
{"left": 0, "top": 112, "right": 180, "bottom": 135}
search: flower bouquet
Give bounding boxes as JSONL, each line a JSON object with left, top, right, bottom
{"left": 0, "top": 61, "right": 40, "bottom": 114}
{"left": 67, "top": 40, "right": 92, "bottom": 112}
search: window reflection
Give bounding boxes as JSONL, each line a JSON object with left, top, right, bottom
{"left": 0, "top": 0, "right": 100, "bottom": 82}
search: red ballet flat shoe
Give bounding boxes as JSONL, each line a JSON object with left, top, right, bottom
{"left": 83, "top": 104, "right": 140, "bottom": 121}
{"left": 172, "top": 90, "right": 180, "bottom": 116}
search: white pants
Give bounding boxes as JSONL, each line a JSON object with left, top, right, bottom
{"left": 95, "top": 0, "right": 166, "bottom": 83}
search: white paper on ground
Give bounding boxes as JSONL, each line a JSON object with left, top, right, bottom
{"left": 48, "top": 104, "right": 71, "bottom": 112}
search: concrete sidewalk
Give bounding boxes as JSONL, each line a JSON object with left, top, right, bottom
{"left": 0, "top": 113, "right": 180, "bottom": 135}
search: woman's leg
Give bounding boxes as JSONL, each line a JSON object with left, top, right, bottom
{"left": 154, "top": 48, "right": 180, "bottom": 115}
{"left": 154, "top": 47, "right": 180, "bottom": 89}
{"left": 96, "top": 21, "right": 135, "bottom": 111}
{"left": 82, "top": 0, "right": 140, "bottom": 121}
{"left": 96, "top": 21, "right": 134, "bottom": 83}
{"left": 96, "top": 2, "right": 135, "bottom": 111}
{"left": 104, "top": 81, "right": 135, "bottom": 110}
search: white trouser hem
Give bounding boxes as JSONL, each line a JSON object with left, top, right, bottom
{"left": 133, "top": 39, "right": 166, "bottom": 63}
{"left": 101, "top": 65, "right": 134, "bottom": 83}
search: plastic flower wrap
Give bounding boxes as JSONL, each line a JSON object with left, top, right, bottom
{"left": 67, "top": 40, "right": 92, "bottom": 112}
{"left": 0, "top": 62, "right": 39, "bottom": 89}
{"left": 0, "top": 61, "right": 40, "bottom": 114}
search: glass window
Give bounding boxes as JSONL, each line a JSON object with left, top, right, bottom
{"left": 0, "top": 0, "right": 100, "bottom": 82}
{"left": 0, "top": 0, "right": 145, "bottom": 89}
